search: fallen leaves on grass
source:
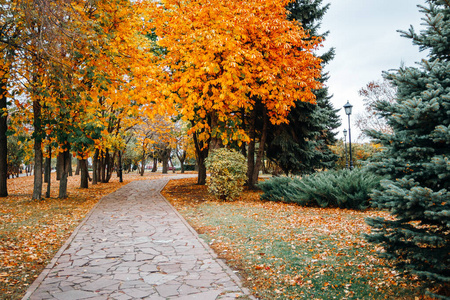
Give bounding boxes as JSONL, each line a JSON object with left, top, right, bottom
{"left": 163, "top": 177, "right": 431, "bottom": 300}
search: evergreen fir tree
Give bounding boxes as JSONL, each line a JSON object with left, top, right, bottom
{"left": 366, "top": 1, "right": 449, "bottom": 297}
{"left": 265, "top": 0, "right": 340, "bottom": 175}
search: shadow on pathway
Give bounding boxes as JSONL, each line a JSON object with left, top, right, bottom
{"left": 22, "top": 176, "right": 253, "bottom": 300}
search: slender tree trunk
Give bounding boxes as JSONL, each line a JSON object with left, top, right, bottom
{"left": 100, "top": 150, "right": 105, "bottom": 183}
{"left": 104, "top": 150, "right": 115, "bottom": 183}
{"left": 251, "top": 111, "right": 268, "bottom": 188}
{"left": 0, "top": 78, "right": 8, "bottom": 197}
{"left": 240, "top": 108, "right": 247, "bottom": 158}
{"left": 68, "top": 155, "right": 72, "bottom": 177}
{"left": 177, "top": 151, "right": 186, "bottom": 174}
{"left": 262, "top": 153, "right": 267, "bottom": 174}
{"left": 56, "top": 152, "right": 63, "bottom": 180}
{"left": 44, "top": 151, "right": 50, "bottom": 184}
{"left": 246, "top": 109, "right": 256, "bottom": 187}
{"left": 92, "top": 149, "right": 99, "bottom": 185}
{"left": 193, "top": 131, "right": 208, "bottom": 185}
{"left": 75, "top": 159, "right": 80, "bottom": 175}
{"left": 118, "top": 151, "right": 123, "bottom": 182}
{"left": 58, "top": 146, "right": 70, "bottom": 198}
{"left": 209, "top": 111, "right": 222, "bottom": 150}
{"left": 45, "top": 146, "right": 51, "bottom": 198}
{"left": 140, "top": 150, "right": 146, "bottom": 176}
{"left": 151, "top": 157, "right": 157, "bottom": 172}
{"left": 32, "top": 98, "right": 43, "bottom": 200}
{"left": 80, "top": 158, "right": 89, "bottom": 188}
{"left": 169, "top": 157, "right": 175, "bottom": 173}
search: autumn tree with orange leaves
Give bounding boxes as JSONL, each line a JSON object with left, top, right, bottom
{"left": 148, "top": 0, "right": 323, "bottom": 185}
{"left": 3, "top": 0, "right": 158, "bottom": 198}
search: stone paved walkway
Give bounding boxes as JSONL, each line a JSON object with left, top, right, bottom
{"left": 22, "top": 177, "right": 253, "bottom": 300}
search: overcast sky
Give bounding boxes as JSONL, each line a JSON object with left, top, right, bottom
{"left": 319, "top": 0, "right": 427, "bottom": 141}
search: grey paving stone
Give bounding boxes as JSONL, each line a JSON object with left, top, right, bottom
{"left": 80, "top": 278, "right": 119, "bottom": 292}
{"left": 175, "top": 290, "right": 222, "bottom": 300}
{"left": 51, "top": 290, "right": 98, "bottom": 300}
{"left": 113, "top": 273, "right": 141, "bottom": 281}
{"left": 155, "top": 283, "right": 182, "bottom": 297}
{"left": 22, "top": 176, "right": 253, "bottom": 300}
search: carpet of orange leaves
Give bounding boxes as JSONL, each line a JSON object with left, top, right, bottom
{"left": 0, "top": 173, "right": 436, "bottom": 300}
{"left": 0, "top": 171, "right": 164, "bottom": 299}
{"left": 163, "top": 177, "right": 432, "bottom": 300}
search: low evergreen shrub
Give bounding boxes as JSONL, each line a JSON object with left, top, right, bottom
{"left": 206, "top": 148, "right": 247, "bottom": 201}
{"left": 259, "top": 168, "right": 383, "bottom": 209}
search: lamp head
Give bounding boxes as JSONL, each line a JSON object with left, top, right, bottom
{"left": 343, "top": 129, "right": 347, "bottom": 137}
{"left": 344, "top": 101, "right": 353, "bottom": 115}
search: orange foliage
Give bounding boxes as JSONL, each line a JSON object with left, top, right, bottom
{"left": 147, "top": 0, "right": 322, "bottom": 144}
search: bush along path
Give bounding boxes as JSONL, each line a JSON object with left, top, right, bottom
{"left": 22, "top": 177, "right": 253, "bottom": 300}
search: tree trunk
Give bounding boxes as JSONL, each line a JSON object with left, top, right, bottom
{"left": 209, "top": 111, "right": 222, "bottom": 150}
{"left": 251, "top": 111, "right": 268, "bottom": 188}
{"left": 68, "top": 155, "right": 73, "bottom": 176}
{"left": 92, "top": 149, "right": 99, "bottom": 185}
{"left": 161, "top": 147, "right": 170, "bottom": 174}
{"left": 140, "top": 151, "right": 146, "bottom": 176}
{"left": 151, "top": 157, "right": 157, "bottom": 172}
{"left": 32, "top": 99, "right": 43, "bottom": 200}
{"left": 193, "top": 131, "right": 208, "bottom": 185}
{"left": 80, "top": 158, "right": 89, "bottom": 188}
{"left": 177, "top": 150, "right": 186, "bottom": 174}
{"left": 56, "top": 152, "right": 63, "bottom": 180}
{"left": 0, "top": 77, "right": 8, "bottom": 197}
{"left": 162, "top": 157, "right": 169, "bottom": 174}
{"left": 104, "top": 150, "right": 115, "bottom": 183}
{"left": 45, "top": 146, "right": 51, "bottom": 198}
{"left": 100, "top": 150, "right": 105, "bottom": 183}
{"left": 58, "top": 146, "right": 70, "bottom": 198}
{"left": 75, "top": 159, "right": 80, "bottom": 175}
{"left": 118, "top": 151, "right": 123, "bottom": 182}
{"left": 169, "top": 157, "right": 176, "bottom": 173}
{"left": 44, "top": 150, "right": 50, "bottom": 184}
{"left": 246, "top": 109, "right": 256, "bottom": 188}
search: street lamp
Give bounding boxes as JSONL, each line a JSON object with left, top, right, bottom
{"left": 343, "top": 101, "right": 353, "bottom": 170}
{"left": 343, "top": 129, "right": 348, "bottom": 169}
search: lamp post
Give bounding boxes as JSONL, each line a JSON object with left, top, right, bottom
{"left": 343, "top": 129, "right": 348, "bottom": 169}
{"left": 343, "top": 101, "right": 353, "bottom": 170}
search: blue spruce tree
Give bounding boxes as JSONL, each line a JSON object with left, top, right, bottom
{"left": 366, "top": 1, "right": 449, "bottom": 298}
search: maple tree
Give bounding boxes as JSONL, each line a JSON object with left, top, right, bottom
{"left": 174, "top": 121, "right": 195, "bottom": 174}
{"left": 147, "top": 0, "right": 322, "bottom": 184}
{"left": 132, "top": 115, "right": 174, "bottom": 176}
{"left": 0, "top": 0, "right": 22, "bottom": 197}
{"left": 3, "top": 0, "right": 160, "bottom": 196}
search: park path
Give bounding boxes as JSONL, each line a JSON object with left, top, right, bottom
{"left": 22, "top": 176, "right": 253, "bottom": 300}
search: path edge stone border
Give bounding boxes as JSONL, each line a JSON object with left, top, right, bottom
{"left": 21, "top": 187, "right": 116, "bottom": 300}
{"left": 159, "top": 179, "right": 255, "bottom": 299}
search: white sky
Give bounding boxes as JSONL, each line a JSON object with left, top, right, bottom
{"left": 319, "top": 0, "right": 428, "bottom": 141}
